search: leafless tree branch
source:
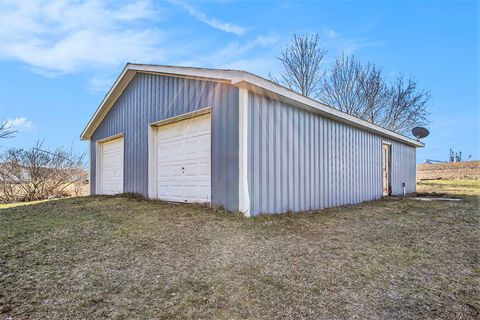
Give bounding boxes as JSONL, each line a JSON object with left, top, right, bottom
{"left": 271, "top": 33, "right": 327, "bottom": 98}
{"left": 320, "top": 53, "right": 430, "bottom": 135}
{"left": 0, "top": 121, "right": 16, "bottom": 139}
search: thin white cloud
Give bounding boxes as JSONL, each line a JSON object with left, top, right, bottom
{"left": 0, "top": 0, "right": 376, "bottom": 88}
{"left": 0, "top": 0, "right": 164, "bottom": 75}
{"left": 221, "top": 57, "right": 279, "bottom": 77}
{"left": 167, "top": 0, "right": 246, "bottom": 35}
{"left": 88, "top": 76, "right": 117, "bottom": 93}
{"left": 317, "top": 29, "right": 381, "bottom": 56}
{"left": 176, "top": 35, "right": 280, "bottom": 76}
{"left": 5, "top": 117, "right": 34, "bottom": 131}
{"left": 322, "top": 28, "right": 339, "bottom": 39}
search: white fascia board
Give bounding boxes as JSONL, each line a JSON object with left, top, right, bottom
{"left": 81, "top": 63, "right": 424, "bottom": 148}
{"left": 231, "top": 77, "right": 424, "bottom": 148}
{"left": 80, "top": 64, "right": 239, "bottom": 140}
{"left": 80, "top": 66, "right": 136, "bottom": 140}
{"left": 127, "top": 63, "right": 245, "bottom": 83}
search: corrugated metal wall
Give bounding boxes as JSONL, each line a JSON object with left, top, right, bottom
{"left": 247, "top": 92, "right": 416, "bottom": 215}
{"left": 389, "top": 140, "right": 417, "bottom": 194}
{"left": 90, "top": 73, "right": 239, "bottom": 210}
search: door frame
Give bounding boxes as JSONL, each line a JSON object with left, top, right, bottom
{"left": 95, "top": 133, "right": 124, "bottom": 195}
{"left": 382, "top": 141, "right": 392, "bottom": 196}
{"left": 147, "top": 107, "right": 212, "bottom": 200}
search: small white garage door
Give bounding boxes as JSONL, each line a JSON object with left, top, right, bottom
{"left": 155, "top": 113, "right": 211, "bottom": 203}
{"left": 100, "top": 137, "right": 124, "bottom": 195}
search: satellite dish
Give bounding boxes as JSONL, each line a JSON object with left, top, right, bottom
{"left": 412, "top": 127, "right": 429, "bottom": 140}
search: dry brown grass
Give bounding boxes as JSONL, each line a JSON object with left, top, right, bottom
{"left": 417, "top": 161, "right": 480, "bottom": 180}
{"left": 63, "top": 181, "right": 89, "bottom": 197}
{"left": 1, "top": 181, "right": 478, "bottom": 319}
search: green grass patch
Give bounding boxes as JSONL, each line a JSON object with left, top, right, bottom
{"left": 0, "top": 199, "right": 52, "bottom": 209}
{"left": 417, "top": 179, "right": 480, "bottom": 196}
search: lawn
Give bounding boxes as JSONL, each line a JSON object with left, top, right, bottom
{"left": 1, "top": 181, "right": 478, "bottom": 319}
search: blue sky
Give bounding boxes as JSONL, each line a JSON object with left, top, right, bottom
{"left": 0, "top": 0, "right": 478, "bottom": 163}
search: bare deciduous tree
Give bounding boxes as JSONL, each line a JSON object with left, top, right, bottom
{"left": 0, "top": 120, "right": 16, "bottom": 138}
{"left": 272, "top": 33, "right": 327, "bottom": 98}
{"left": 379, "top": 76, "right": 430, "bottom": 134}
{"left": 321, "top": 53, "right": 390, "bottom": 122}
{"left": 321, "top": 53, "right": 365, "bottom": 114}
{"left": 272, "top": 36, "right": 430, "bottom": 135}
{"left": 320, "top": 53, "right": 429, "bottom": 135}
{"left": 0, "top": 141, "right": 87, "bottom": 203}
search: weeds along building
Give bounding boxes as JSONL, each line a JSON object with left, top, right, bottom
{"left": 81, "top": 63, "right": 423, "bottom": 216}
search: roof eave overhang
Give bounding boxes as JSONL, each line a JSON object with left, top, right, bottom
{"left": 80, "top": 65, "right": 135, "bottom": 140}
{"left": 80, "top": 63, "right": 240, "bottom": 140}
{"left": 81, "top": 63, "right": 424, "bottom": 148}
{"left": 230, "top": 79, "right": 424, "bottom": 148}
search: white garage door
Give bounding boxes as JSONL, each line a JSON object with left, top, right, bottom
{"left": 100, "top": 137, "right": 124, "bottom": 195}
{"left": 155, "top": 113, "right": 211, "bottom": 203}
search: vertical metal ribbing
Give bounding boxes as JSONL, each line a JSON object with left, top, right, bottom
{"left": 351, "top": 130, "right": 358, "bottom": 203}
{"left": 273, "top": 101, "right": 280, "bottom": 212}
{"left": 285, "top": 105, "right": 290, "bottom": 211}
{"left": 322, "top": 118, "right": 327, "bottom": 209}
{"left": 325, "top": 119, "right": 330, "bottom": 208}
{"left": 253, "top": 96, "right": 258, "bottom": 209}
{"left": 290, "top": 108, "right": 299, "bottom": 210}
{"left": 305, "top": 114, "right": 310, "bottom": 210}
{"left": 331, "top": 121, "right": 335, "bottom": 207}
{"left": 361, "top": 131, "right": 365, "bottom": 201}
{"left": 370, "top": 134, "right": 374, "bottom": 197}
{"left": 282, "top": 105, "right": 286, "bottom": 210}
{"left": 91, "top": 73, "right": 239, "bottom": 209}
{"left": 345, "top": 125, "right": 349, "bottom": 204}
{"left": 315, "top": 118, "right": 319, "bottom": 208}
{"left": 268, "top": 99, "right": 275, "bottom": 212}
{"left": 391, "top": 141, "right": 416, "bottom": 195}
{"left": 262, "top": 97, "right": 269, "bottom": 213}
{"left": 245, "top": 92, "right": 417, "bottom": 215}
{"left": 298, "top": 111, "right": 304, "bottom": 210}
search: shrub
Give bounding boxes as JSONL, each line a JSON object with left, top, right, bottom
{"left": 0, "top": 141, "right": 87, "bottom": 203}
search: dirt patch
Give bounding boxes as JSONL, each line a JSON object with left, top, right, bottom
{"left": 414, "top": 192, "right": 455, "bottom": 198}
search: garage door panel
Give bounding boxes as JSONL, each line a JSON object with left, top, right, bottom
{"left": 100, "top": 138, "right": 124, "bottom": 195}
{"left": 183, "top": 164, "right": 210, "bottom": 176}
{"left": 183, "top": 187, "right": 210, "bottom": 202}
{"left": 154, "top": 113, "right": 211, "bottom": 203}
{"left": 158, "top": 185, "right": 189, "bottom": 202}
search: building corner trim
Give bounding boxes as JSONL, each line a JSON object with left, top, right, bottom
{"left": 238, "top": 87, "right": 250, "bottom": 216}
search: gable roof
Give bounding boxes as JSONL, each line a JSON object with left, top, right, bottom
{"left": 80, "top": 63, "right": 424, "bottom": 147}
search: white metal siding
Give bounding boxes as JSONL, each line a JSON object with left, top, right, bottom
{"left": 247, "top": 92, "right": 416, "bottom": 215}
{"left": 154, "top": 114, "right": 211, "bottom": 203}
{"left": 390, "top": 141, "right": 417, "bottom": 194}
{"left": 100, "top": 138, "right": 124, "bottom": 195}
{"left": 90, "top": 73, "right": 239, "bottom": 210}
